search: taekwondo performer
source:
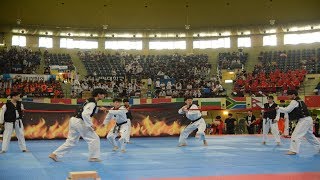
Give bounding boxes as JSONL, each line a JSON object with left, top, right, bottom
{"left": 276, "top": 90, "right": 320, "bottom": 155}
{"left": 123, "top": 98, "right": 132, "bottom": 143}
{"left": 0, "top": 92, "right": 28, "bottom": 153}
{"left": 103, "top": 98, "right": 129, "bottom": 152}
{"left": 49, "top": 88, "right": 106, "bottom": 162}
{"left": 262, "top": 95, "right": 281, "bottom": 145}
{"left": 178, "top": 96, "right": 207, "bottom": 147}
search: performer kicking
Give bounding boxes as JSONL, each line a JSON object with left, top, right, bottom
{"left": 276, "top": 90, "right": 320, "bottom": 155}
{"left": 0, "top": 92, "right": 28, "bottom": 153}
{"left": 103, "top": 98, "right": 129, "bottom": 152}
{"left": 49, "top": 88, "right": 106, "bottom": 162}
{"left": 123, "top": 98, "right": 132, "bottom": 143}
{"left": 178, "top": 96, "right": 207, "bottom": 147}
{"left": 262, "top": 95, "right": 281, "bottom": 145}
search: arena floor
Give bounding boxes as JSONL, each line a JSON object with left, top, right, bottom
{"left": 0, "top": 135, "right": 320, "bottom": 180}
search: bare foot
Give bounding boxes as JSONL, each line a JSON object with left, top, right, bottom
{"left": 286, "top": 151, "right": 297, "bottom": 155}
{"left": 49, "top": 153, "right": 58, "bottom": 162}
{"left": 112, "top": 146, "right": 119, "bottom": 151}
{"left": 178, "top": 143, "right": 187, "bottom": 147}
{"left": 203, "top": 140, "right": 208, "bottom": 146}
{"left": 89, "top": 158, "right": 102, "bottom": 162}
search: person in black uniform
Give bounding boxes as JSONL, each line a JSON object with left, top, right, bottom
{"left": 49, "top": 88, "right": 106, "bottom": 161}
{"left": 245, "top": 110, "right": 256, "bottom": 134}
{"left": 0, "top": 92, "right": 28, "bottom": 153}
{"left": 225, "top": 113, "right": 237, "bottom": 134}
{"left": 262, "top": 95, "right": 281, "bottom": 145}
{"left": 277, "top": 90, "right": 320, "bottom": 155}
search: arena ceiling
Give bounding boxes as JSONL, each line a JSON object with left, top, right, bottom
{"left": 1, "top": 0, "right": 320, "bottom": 31}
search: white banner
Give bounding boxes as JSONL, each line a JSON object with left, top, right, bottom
{"left": 49, "top": 65, "right": 68, "bottom": 70}
{"left": 4, "top": 74, "right": 56, "bottom": 81}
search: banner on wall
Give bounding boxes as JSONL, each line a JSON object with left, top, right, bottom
{"left": 49, "top": 65, "right": 68, "bottom": 70}
{"left": 18, "top": 102, "right": 189, "bottom": 139}
{"left": 3, "top": 74, "right": 56, "bottom": 81}
{"left": 105, "top": 75, "right": 125, "bottom": 81}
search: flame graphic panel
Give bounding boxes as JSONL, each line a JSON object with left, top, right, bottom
{"left": 22, "top": 102, "right": 187, "bottom": 139}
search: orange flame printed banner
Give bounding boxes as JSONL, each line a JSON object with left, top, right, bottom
{"left": 21, "top": 102, "right": 187, "bottom": 139}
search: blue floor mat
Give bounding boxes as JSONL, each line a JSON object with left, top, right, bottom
{"left": 0, "top": 135, "right": 320, "bottom": 180}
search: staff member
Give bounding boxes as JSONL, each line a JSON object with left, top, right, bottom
{"left": 0, "top": 92, "right": 28, "bottom": 153}
{"left": 245, "top": 110, "right": 256, "bottom": 134}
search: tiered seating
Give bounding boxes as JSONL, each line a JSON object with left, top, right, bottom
{"left": 125, "top": 54, "right": 211, "bottom": 79}
{"left": 234, "top": 68, "right": 307, "bottom": 95}
{"left": 0, "top": 47, "right": 41, "bottom": 74}
{"left": 44, "top": 51, "right": 74, "bottom": 70}
{"left": 78, "top": 51, "right": 125, "bottom": 76}
{"left": 258, "top": 49, "right": 317, "bottom": 73}
{"left": 218, "top": 51, "right": 248, "bottom": 70}
{"left": 76, "top": 52, "right": 220, "bottom": 98}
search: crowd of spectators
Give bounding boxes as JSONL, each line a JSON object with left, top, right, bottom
{"left": 0, "top": 77, "right": 64, "bottom": 98}
{"left": 218, "top": 50, "right": 248, "bottom": 70}
{"left": 74, "top": 52, "right": 221, "bottom": 98}
{"left": 0, "top": 46, "right": 41, "bottom": 74}
{"left": 71, "top": 75, "right": 226, "bottom": 99}
{"left": 233, "top": 67, "right": 307, "bottom": 97}
{"left": 258, "top": 49, "right": 318, "bottom": 74}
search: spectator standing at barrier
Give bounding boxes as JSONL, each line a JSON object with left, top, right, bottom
{"left": 276, "top": 90, "right": 320, "bottom": 155}
{"left": 123, "top": 98, "right": 132, "bottom": 143}
{"left": 225, "top": 113, "right": 237, "bottom": 134}
{"left": 178, "top": 96, "right": 207, "bottom": 146}
{"left": 0, "top": 92, "right": 28, "bottom": 154}
{"left": 103, "top": 98, "right": 129, "bottom": 152}
{"left": 211, "top": 116, "right": 224, "bottom": 135}
{"left": 245, "top": 110, "right": 256, "bottom": 134}
{"left": 262, "top": 96, "right": 281, "bottom": 145}
{"left": 49, "top": 88, "right": 106, "bottom": 162}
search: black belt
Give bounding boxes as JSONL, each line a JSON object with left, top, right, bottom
{"left": 6, "top": 119, "right": 22, "bottom": 128}
{"left": 189, "top": 117, "right": 202, "bottom": 123}
{"left": 113, "top": 121, "right": 128, "bottom": 133}
{"left": 265, "top": 118, "right": 276, "bottom": 124}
